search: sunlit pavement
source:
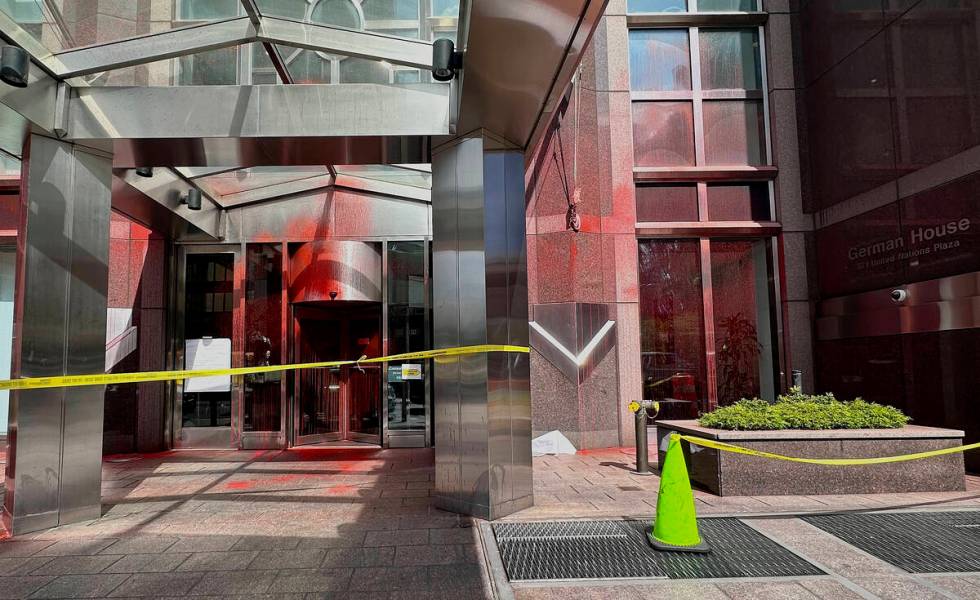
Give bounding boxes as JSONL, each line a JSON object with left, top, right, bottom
{"left": 0, "top": 447, "right": 977, "bottom": 599}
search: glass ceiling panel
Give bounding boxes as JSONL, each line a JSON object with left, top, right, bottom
{"left": 195, "top": 166, "right": 331, "bottom": 199}
{"left": 76, "top": 43, "right": 275, "bottom": 87}
{"left": 335, "top": 164, "right": 431, "bottom": 188}
{"left": 0, "top": 0, "right": 244, "bottom": 54}
{"left": 256, "top": 0, "right": 457, "bottom": 43}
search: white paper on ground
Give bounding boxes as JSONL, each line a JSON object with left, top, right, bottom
{"left": 532, "top": 430, "right": 578, "bottom": 456}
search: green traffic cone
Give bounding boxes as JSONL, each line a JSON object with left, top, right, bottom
{"left": 648, "top": 434, "right": 710, "bottom": 553}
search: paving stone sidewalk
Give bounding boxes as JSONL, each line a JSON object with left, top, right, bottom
{"left": 0, "top": 446, "right": 976, "bottom": 599}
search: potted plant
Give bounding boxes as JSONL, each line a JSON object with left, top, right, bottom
{"left": 655, "top": 388, "right": 967, "bottom": 496}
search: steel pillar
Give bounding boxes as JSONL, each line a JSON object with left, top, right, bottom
{"left": 431, "top": 132, "right": 532, "bottom": 520}
{"left": 3, "top": 134, "right": 112, "bottom": 535}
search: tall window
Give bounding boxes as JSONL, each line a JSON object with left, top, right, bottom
{"left": 630, "top": 2, "right": 780, "bottom": 412}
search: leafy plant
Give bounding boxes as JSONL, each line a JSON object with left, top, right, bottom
{"left": 698, "top": 387, "right": 910, "bottom": 431}
{"left": 715, "top": 312, "right": 762, "bottom": 405}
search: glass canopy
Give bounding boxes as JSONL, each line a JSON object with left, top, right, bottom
{"left": 1, "top": 0, "right": 458, "bottom": 86}
{"left": 178, "top": 164, "right": 432, "bottom": 208}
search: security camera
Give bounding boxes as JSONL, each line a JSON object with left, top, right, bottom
{"left": 180, "top": 188, "right": 202, "bottom": 211}
{"left": 1, "top": 45, "right": 29, "bottom": 88}
{"left": 890, "top": 289, "right": 908, "bottom": 303}
{"left": 135, "top": 167, "right": 154, "bottom": 178}
{"left": 432, "top": 38, "right": 461, "bottom": 82}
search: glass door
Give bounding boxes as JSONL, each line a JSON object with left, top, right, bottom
{"left": 174, "top": 245, "right": 242, "bottom": 448}
{"left": 296, "top": 365, "right": 343, "bottom": 445}
{"left": 346, "top": 365, "right": 382, "bottom": 443}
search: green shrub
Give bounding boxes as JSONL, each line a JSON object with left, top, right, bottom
{"left": 697, "top": 387, "right": 910, "bottom": 431}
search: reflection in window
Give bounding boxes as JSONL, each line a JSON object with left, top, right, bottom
{"left": 178, "top": 47, "right": 239, "bottom": 86}
{"left": 340, "top": 57, "right": 392, "bottom": 84}
{"left": 698, "top": 0, "right": 758, "bottom": 10}
{"left": 364, "top": 0, "right": 420, "bottom": 20}
{"left": 628, "top": 0, "right": 688, "bottom": 12}
{"left": 432, "top": 0, "right": 460, "bottom": 17}
{"left": 244, "top": 245, "right": 282, "bottom": 433}
{"left": 632, "top": 101, "right": 696, "bottom": 166}
{"left": 700, "top": 29, "right": 761, "bottom": 90}
{"left": 178, "top": 0, "right": 240, "bottom": 20}
{"left": 256, "top": 0, "right": 308, "bottom": 20}
{"left": 706, "top": 183, "right": 771, "bottom": 221}
{"left": 639, "top": 240, "right": 707, "bottom": 418}
{"left": 387, "top": 241, "right": 427, "bottom": 433}
{"left": 285, "top": 49, "right": 332, "bottom": 84}
{"left": 636, "top": 184, "right": 699, "bottom": 222}
{"left": 710, "top": 240, "right": 777, "bottom": 405}
{"left": 312, "top": 0, "right": 363, "bottom": 28}
{"left": 629, "top": 30, "right": 692, "bottom": 92}
{"left": 703, "top": 100, "right": 766, "bottom": 165}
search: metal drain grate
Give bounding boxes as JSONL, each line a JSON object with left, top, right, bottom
{"left": 804, "top": 511, "right": 980, "bottom": 573}
{"left": 492, "top": 518, "right": 824, "bottom": 582}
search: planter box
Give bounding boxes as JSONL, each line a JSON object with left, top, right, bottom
{"left": 655, "top": 420, "right": 966, "bottom": 496}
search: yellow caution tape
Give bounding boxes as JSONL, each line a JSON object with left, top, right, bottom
{"left": 675, "top": 434, "right": 980, "bottom": 465}
{"left": 0, "top": 344, "right": 530, "bottom": 391}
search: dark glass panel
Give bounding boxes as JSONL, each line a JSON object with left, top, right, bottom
{"left": 815, "top": 203, "right": 903, "bottom": 297}
{"left": 710, "top": 239, "right": 777, "bottom": 405}
{"left": 387, "top": 241, "right": 427, "bottom": 432}
{"left": 706, "top": 183, "right": 770, "bottom": 221}
{"left": 635, "top": 184, "right": 699, "bottom": 222}
{"left": 182, "top": 254, "right": 234, "bottom": 428}
{"left": 243, "top": 244, "right": 283, "bottom": 432}
{"left": 697, "top": 0, "right": 758, "bottom": 10}
{"left": 632, "top": 101, "right": 696, "bottom": 167}
{"left": 638, "top": 240, "right": 707, "bottom": 417}
{"left": 629, "top": 29, "right": 691, "bottom": 92}
{"left": 703, "top": 100, "right": 766, "bottom": 165}
{"left": 699, "top": 29, "right": 761, "bottom": 90}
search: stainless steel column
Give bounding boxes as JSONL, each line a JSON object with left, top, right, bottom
{"left": 3, "top": 134, "right": 112, "bottom": 535}
{"left": 432, "top": 132, "right": 532, "bottom": 520}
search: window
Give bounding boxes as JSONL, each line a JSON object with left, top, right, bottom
{"left": 178, "top": 48, "right": 239, "bottom": 86}
{"left": 706, "top": 183, "right": 771, "bottom": 220}
{"left": 699, "top": 29, "right": 762, "bottom": 90}
{"left": 432, "top": 0, "right": 460, "bottom": 17}
{"left": 243, "top": 244, "right": 283, "bottom": 433}
{"left": 632, "top": 101, "right": 697, "bottom": 166}
{"left": 638, "top": 240, "right": 707, "bottom": 418}
{"left": 629, "top": 25, "right": 768, "bottom": 168}
{"left": 629, "top": 30, "right": 691, "bottom": 92}
{"left": 710, "top": 239, "right": 778, "bottom": 406}
{"left": 627, "top": 0, "right": 759, "bottom": 12}
{"left": 178, "top": 0, "right": 240, "bottom": 20}
{"left": 636, "top": 184, "right": 699, "bottom": 222}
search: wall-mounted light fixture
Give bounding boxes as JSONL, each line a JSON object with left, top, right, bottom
{"left": 135, "top": 167, "right": 154, "bottom": 178}
{"left": 432, "top": 38, "right": 462, "bottom": 82}
{"left": 180, "top": 188, "right": 202, "bottom": 211}
{"left": 0, "top": 46, "right": 29, "bottom": 88}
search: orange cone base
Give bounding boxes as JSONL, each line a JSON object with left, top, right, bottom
{"left": 647, "top": 528, "right": 711, "bottom": 553}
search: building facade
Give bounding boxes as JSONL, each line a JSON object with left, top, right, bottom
{"left": 0, "top": 0, "right": 978, "bottom": 493}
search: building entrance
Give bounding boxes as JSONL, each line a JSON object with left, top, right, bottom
{"left": 293, "top": 304, "right": 382, "bottom": 446}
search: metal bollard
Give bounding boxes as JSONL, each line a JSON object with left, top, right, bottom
{"left": 629, "top": 400, "right": 657, "bottom": 476}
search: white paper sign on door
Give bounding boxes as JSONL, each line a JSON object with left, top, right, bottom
{"left": 184, "top": 338, "right": 232, "bottom": 393}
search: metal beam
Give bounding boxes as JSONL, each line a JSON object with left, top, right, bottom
{"left": 68, "top": 83, "right": 450, "bottom": 140}
{"left": 238, "top": 0, "right": 293, "bottom": 83}
{"left": 216, "top": 173, "right": 336, "bottom": 207}
{"left": 118, "top": 168, "right": 222, "bottom": 239}
{"left": 51, "top": 18, "right": 256, "bottom": 78}
{"left": 258, "top": 16, "right": 433, "bottom": 70}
